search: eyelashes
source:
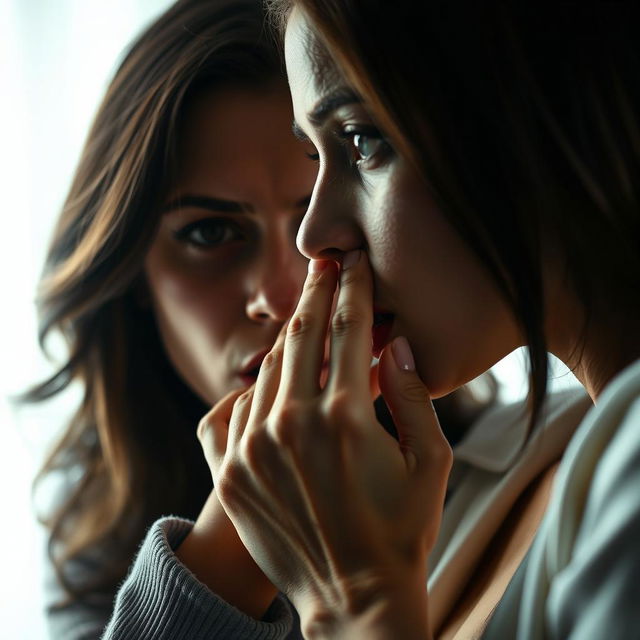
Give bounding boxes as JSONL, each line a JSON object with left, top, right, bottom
{"left": 173, "top": 218, "right": 244, "bottom": 249}
{"left": 305, "top": 125, "right": 393, "bottom": 170}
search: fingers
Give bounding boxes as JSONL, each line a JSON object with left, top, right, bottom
{"left": 255, "top": 251, "right": 372, "bottom": 408}
{"left": 377, "top": 337, "right": 452, "bottom": 478}
{"left": 198, "top": 387, "right": 246, "bottom": 477}
{"left": 276, "top": 259, "right": 339, "bottom": 401}
{"left": 325, "top": 250, "right": 374, "bottom": 400}
{"left": 377, "top": 336, "right": 452, "bottom": 548}
{"left": 248, "top": 323, "right": 288, "bottom": 426}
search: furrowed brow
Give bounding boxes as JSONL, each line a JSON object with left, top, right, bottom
{"left": 161, "top": 195, "right": 251, "bottom": 214}
{"left": 308, "top": 88, "right": 361, "bottom": 126}
{"left": 292, "top": 87, "right": 362, "bottom": 140}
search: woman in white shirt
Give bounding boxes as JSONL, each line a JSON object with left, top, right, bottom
{"left": 196, "top": 2, "right": 640, "bottom": 638}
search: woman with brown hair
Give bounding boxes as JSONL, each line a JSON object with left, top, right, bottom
{"left": 29, "top": 0, "right": 503, "bottom": 637}
{"left": 185, "top": 1, "right": 639, "bottom": 639}
{"left": 27, "top": 0, "right": 317, "bottom": 636}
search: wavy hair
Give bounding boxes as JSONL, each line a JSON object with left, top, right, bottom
{"left": 25, "top": 0, "right": 284, "bottom": 603}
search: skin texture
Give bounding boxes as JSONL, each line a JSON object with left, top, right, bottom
{"left": 145, "top": 84, "right": 317, "bottom": 405}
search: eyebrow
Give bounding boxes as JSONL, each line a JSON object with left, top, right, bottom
{"left": 161, "top": 193, "right": 312, "bottom": 214}
{"left": 162, "top": 195, "right": 248, "bottom": 214}
{"left": 292, "top": 87, "right": 361, "bottom": 140}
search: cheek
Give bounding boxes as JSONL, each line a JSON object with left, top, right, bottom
{"left": 365, "top": 177, "right": 435, "bottom": 290}
{"left": 368, "top": 175, "right": 518, "bottom": 393}
{"left": 144, "top": 247, "right": 241, "bottom": 343}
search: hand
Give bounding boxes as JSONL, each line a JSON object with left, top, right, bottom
{"left": 198, "top": 251, "right": 452, "bottom": 638}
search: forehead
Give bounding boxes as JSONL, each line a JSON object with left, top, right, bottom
{"left": 170, "top": 84, "right": 311, "bottom": 201}
{"left": 284, "top": 8, "right": 343, "bottom": 106}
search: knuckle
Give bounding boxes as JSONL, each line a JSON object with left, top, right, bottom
{"left": 237, "top": 388, "right": 254, "bottom": 405}
{"left": 260, "top": 348, "right": 281, "bottom": 372}
{"left": 287, "top": 312, "right": 317, "bottom": 339}
{"left": 269, "top": 403, "right": 303, "bottom": 446}
{"left": 215, "top": 461, "right": 242, "bottom": 502}
{"left": 433, "top": 439, "right": 454, "bottom": 470}
{"left": 239, "top": 432, "right": 263, "bottom": 467}
{"left": 398, "top": 380, "right": 431, "bottom": 405}
{"left": 331, "top": 306, "right": 364, "bottom": 337}
{"left": 197, "top": 414, "right": 213, "bottom": 443}
{"left": 304, "top": 270, "right": 332, "bottom": 291}
{"left": 322, "top": 390, "right": 350, "bottom": 417}
{"left": 230, "top": 389, "right": 253, "bottom": 418}
{"left": 339, "top": 266, "right": 365, "bottom": 288}
{"left": 320, "top": 392, "right": 360, "bottom": 436}
{"left": 422, "top": 434, "right": 453, "bottom": 473}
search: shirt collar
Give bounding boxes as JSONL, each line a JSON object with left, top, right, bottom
{"left": 453, "top": 388, "right": 591, "bottom": 473}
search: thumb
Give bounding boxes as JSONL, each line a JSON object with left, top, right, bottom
{"left": 378, "top": 337, "right": 451, "bottom": 475}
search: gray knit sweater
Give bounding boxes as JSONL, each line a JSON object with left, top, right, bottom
{"left": 102, "top": 518, "right": 292, "bottom": 639}
{"left": 45, "top": 517, "right": 296, "bottom": 640}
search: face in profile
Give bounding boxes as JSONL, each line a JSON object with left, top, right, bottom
{"left": 144, "top": 84, "right": 317, "bottom": 405}
{"left": 285, "top": 9, "right": 520, "bottom": 397}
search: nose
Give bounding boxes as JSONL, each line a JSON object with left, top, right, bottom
{"left": 296, "top": 174, "right": 364, "bottom": 261}
{"left": 245, "top": 233, "right": 307, "bottom": 323}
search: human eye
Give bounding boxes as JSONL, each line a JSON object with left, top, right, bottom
{"left": 340, "top": 125, "right": 392, "bottom": 169}
{"left": 173, "top": 218, "right": 243, "bottom": 249}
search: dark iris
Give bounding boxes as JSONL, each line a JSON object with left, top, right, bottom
{"left": 174, "top": 219, "right": 239, "bottom": 248}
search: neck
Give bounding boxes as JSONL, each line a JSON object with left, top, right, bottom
{"left": 551, "top": 315, "right": 640, "bottom": 403}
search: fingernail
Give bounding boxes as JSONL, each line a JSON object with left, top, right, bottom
{"left": 341, "top": 250, "right": 361, "bottom": 271}
{"left": 308, "top": 259, "right": 329, "bottom": 273}
{"left": 392, "top": 336, "right": 415, "bottom": 372}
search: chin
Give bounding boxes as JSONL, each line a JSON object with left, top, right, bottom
{"left": 414, "top": 360, "right": 457, "bottom": 399}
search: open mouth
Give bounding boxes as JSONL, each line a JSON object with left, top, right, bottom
{"left": 243, "top": 365, "right": 261, "bottom": 382}
{"left": 239, "top": 350, "right": 269, "bottom": 386}
{"left": 372, "top": 311, "right": 395, "bottom": 357}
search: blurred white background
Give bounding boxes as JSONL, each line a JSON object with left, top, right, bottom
{"left": 0, "top": 1, "right": 173, "bottom": 637}
{"left": 0, "top": 1, "right": 580, "bottom": 638}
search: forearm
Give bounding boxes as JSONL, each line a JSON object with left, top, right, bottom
{"left": 175, "top": 490, "right": 277, "bottom": 619}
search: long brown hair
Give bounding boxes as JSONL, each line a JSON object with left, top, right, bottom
{"left": 25, "top": 0, "right": 284, "bottom": 603}
{"left": 268, "top": 0, "right": 640, "bottom": 427}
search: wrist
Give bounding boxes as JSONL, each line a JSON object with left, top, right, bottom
{"left": 299, "top": 569, "right": 432, "bottom": 640}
